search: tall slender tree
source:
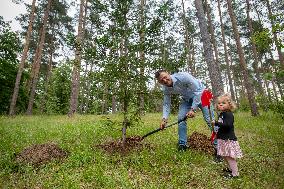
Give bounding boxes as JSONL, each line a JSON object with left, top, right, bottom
{"left": 68, "top": 0, "right": 86, "bottom": 116}
{"left": 245, "top": 0, "right": 264, "bottom": 96}
{"left": 194, "top": 0, "right": 223, "bottom": 97}
{"left": 9, "top": 0, "right": 37, "bottom": 116}
{"left": 226, "top": 0, "right": 259, "bottom": 116}
{"left": 181, "top": 0, "right": 193, "bottom": 74}
{"left": 265, "top": 0, "right": 284, "bottom": 67}
{"left": 26, "top": 0, "right": 52, "bottom": 115}
{"left": 217, "top": 0, "right": 235, "bottom": 101}
{"left": 204, "top": 0, "right": 220, "bottom": 65}
{"left": 139, "top": 0, "right": 146, "bottom": 115}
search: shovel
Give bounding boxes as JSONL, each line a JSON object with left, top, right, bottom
{"left": 141, "top": 117, "right": 187, "bottom": 140}
{"left": 201, "top": 89, "right": 216, "bottom": 144}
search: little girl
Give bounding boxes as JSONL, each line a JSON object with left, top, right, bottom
{"left": 214, "top": 93, "right": 243, "bottom": 179}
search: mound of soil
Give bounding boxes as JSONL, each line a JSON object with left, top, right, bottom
{"left": 188, "top": 132, "right": 215, "bottom": 155}
{"left": 96, "top": 136, "right": 150, "bottom": 155}
{"left": 16, "top": 143, "right": 68, "bottom": 166}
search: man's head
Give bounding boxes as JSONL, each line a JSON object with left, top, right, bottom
{"left": 155, "top": 69, "right": 173, "bottom": 87}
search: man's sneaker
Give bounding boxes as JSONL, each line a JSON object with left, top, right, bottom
{"left": 223, "top": 172, "right": 239, "bottom": 179}
{"left": 213, "top": 155, "right": 223, "bottom": 163}
{"left": 177, "top": 144, "right": 188, "bottom": 152}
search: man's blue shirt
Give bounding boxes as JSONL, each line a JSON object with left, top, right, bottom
{"left": 162, "top": 72, "right": 205, "bottom": 119}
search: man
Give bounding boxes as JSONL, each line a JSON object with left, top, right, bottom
{"left": 155, "top": 69, "right": 215, "bottom": 152}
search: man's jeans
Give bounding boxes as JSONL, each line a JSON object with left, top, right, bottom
{"left": 178, "top": 99, "right": 215, "bottom": 146}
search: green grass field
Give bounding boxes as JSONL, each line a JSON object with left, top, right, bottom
{"left": 0, "top": 112, "right": 283, "bottom": 189}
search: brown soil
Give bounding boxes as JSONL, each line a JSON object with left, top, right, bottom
{"left": 96, "top": 136, "right": 150, "bottom": 155}
{"left": 97, "top": 132, "right": 214, "bottom": 155}
{"left": 188, "top": 132, "right": 215, "bottom": 155}
{"left": 16, "top": 143, "right": 68, "bottom": 166}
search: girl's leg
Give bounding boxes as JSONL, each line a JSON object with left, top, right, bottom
{"left": 225, "top": 156, "right": 239, "bottom": 176}
{"left": 223, "top": 156, "right": 230, "bottom": 169}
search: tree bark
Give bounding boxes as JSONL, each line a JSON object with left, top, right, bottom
{"left": 68, "top": 0, "right": 86, "bottom": 116}
{"left": 217, "top": 0, "right": 235, "bottom": 101}
{"left": 26, "top": 0, "right": 52, "bottom": 115}
{"left": 245, "top": 0, "right": 264, "bottom": 96}
{"left": 194, "top": 0, "right": 224, "bottom": 97}
{"left": 79, "top": 1, "right": 89, "bottom": 114}
{"left": 181, "top": 0, "right": 194, "bottom": 74}
{"left": 204, "top": 0, "right": 220, "bottom": 65}
{"left": 226, "top": 0, "right": 259, "bottom": 116}
{"left": 84, "top": 61, "right": 94, "bottom": 113}
{"left": 40, "top": 40, "right": 54, "bottom": 113}
{"left": 139, "top": 0, "right": 146, "bottom": 115}
{"left": 101, "top": 82, "right": 108, "bottom": 114}
{"left": 112, "top": 95, "right": 116, "bottom": 114}
{"left": 9, "top": 0, "right": 37, "bottom": 116}
{"left": 79, "top": 62, "right": 88, "bottom": 114}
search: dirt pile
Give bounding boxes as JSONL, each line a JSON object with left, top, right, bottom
{"left": 16, "top": 143, "right": 68, "bottom": 166}
{"left": 188, "top": 132, "right": 215, "bottom": 155}
{"left": 96, "top": 136, "right": 149, "bottom": 154}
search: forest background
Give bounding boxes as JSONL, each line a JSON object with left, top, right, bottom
{"left": 0, "top": 0, "right": 283, "bottom": 138}
{"left": 0, "top": 0, "right": 284, "bottom": 188}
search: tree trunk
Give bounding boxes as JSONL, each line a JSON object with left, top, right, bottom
{"left": 79, "top": 62, "right": 88, "bottom": 114}
{"left": 245, "top": 0, "right": 264, "bottom": 96}
{"left": 275, "top": 79, "right": 283, "bottom": 99}
{"left": 101, "top": 82, "right": 108, "bottom": 114}
{"left": 204, "top": 0, "right": 220, "bottom": 65}
{"left": 271, "top": 78, "right": 278, "bottom": 102}
{"left": 265, "top": 0, "right": 284, "bottom": 67}
{"left": 264, "top": 80, "right": 272, "bottom": 102}
{"left": 226, "top": 0, "right": 259, "bottom": 116}
{"left": 194, "top": 0, "right": 224, "bottom": 97}
{"left": 181, "top": 0, "right": 194, "bottom": 74}
{"left": 139, "top": 0, "right": 146, "bottom": 115}
{"left": 9, "top": 0, "right": 37, "bottom": 116}
{"left": 26, "top": 42, "right": 40, "bottom": 94}
{"left": 79, "top": 1, "right": 89, "bottom": 114}
{"left": 112, "top": 95, "right": 116, "bottom": 114}
{"left": 120, "top": 9, "right": 130, "bottom": 147}
{"left": 40, "top": 41, "right": 54, "bottom": 113}
{"left": 26, "top": 0, "right": 52, "bottom": 115}
{"left": 217, "top": 0, "right": 235, "bottom": 101}
{"left": 68, "top": 0, "right": 86, "bottom": 116}
{"left": 84, "top": 61, "right": 94, "bottom": 113}
{"left": 189, "top": 35, "right": 196, "bottom": 75}
{"left": 228, "top": 38, "right": 238, "bottom": 104}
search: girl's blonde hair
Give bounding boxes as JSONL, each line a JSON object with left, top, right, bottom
{"left": 216, "top": 93, "right": 237, "bottom": 111}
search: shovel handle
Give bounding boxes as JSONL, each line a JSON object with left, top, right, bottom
{"left": 142, "top": 117, "right": 187, "bottom": 139}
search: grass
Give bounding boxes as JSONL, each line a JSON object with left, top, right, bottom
{"left": 0, "top": 111, "right": 283, "bottom": 188}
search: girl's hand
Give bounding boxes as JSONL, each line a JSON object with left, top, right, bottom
{"left": 214, "top": 126, "right": 219, "bottom": 133}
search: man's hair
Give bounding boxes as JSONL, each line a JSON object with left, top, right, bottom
{"left": 155, "top": 69, "right": 167, "bottom": 79}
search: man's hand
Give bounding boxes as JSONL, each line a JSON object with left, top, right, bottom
{"left": 160, "top": 118, "right": 168, "bottom": 130}
{"left": 186, "top": 110, "right": 195, "bottom": 118}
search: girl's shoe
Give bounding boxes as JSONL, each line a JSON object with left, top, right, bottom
{"left": 222, "top": 168, "right": 232, "bottom": 173}
{"left": 223, "top": 172, "right": 239, "bottom": 179}
{"left": 213, "top": 155, "right": 223, "bottom": 163}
